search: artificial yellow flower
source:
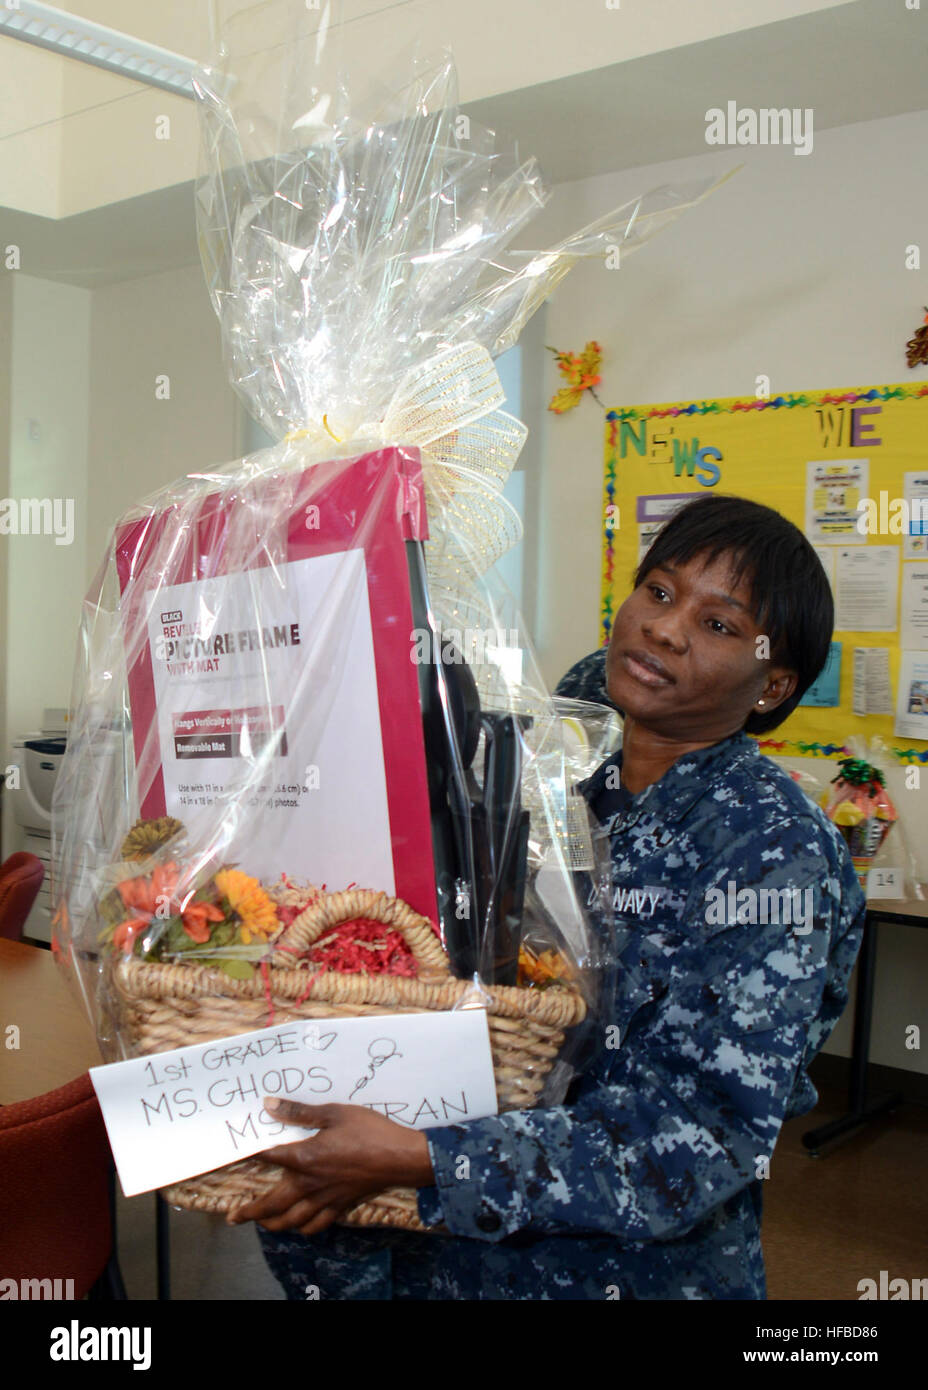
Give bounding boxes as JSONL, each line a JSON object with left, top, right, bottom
{"left": 214, "top": 869, "right": 279, "bottom": 943}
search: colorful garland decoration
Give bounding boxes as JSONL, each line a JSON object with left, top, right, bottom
{"left": 755, "top": 739, "right": 850, "bottom": 759}
{"left": 755, "top": 738, "right": 928, "bottom": 764}
{"left": 602, "top": 435, "right": 617, "bottom": 647}
{"left": 605, "top": 382, "right": 928, "bottom": 427}
{"left": 887, "top": 748, "right": 928, "bottom": 764}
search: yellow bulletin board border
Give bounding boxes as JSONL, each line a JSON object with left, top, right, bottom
{"left": 601, "top": 382, "right": 928, "bottom": 763}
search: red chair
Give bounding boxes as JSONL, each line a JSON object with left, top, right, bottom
{"left": 0, "top": 1072, "right": 126, "bottom": 1298}
{"left": 0, "top": 852, "right": 45, "bottom": 942}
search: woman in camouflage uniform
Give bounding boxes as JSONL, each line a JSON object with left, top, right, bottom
{"left": 232, "top": 494, "right": 864, "bottom": 1300}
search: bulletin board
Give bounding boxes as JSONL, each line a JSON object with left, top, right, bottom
{"left": 601, "top": 382, "right": 928, "bottom": 762}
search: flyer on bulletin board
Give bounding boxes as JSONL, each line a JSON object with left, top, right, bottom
{"left": 805, "top": 459, "right": 868, "bottom": 544}
{"left": 895, "top": 652, "right": 928, "bottom": 740}
{"left": 800, "top": 641, "right": 841, "bottom": 707}
{"left": 601, "top": 382, "right": 928, "bottom": 760}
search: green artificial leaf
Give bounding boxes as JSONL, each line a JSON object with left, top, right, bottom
{"left": 99, "top": 888, "right": 128, "bottom": 928}
{"left": 213, "top": 958, "right": 256, "bottom": 981}
{"left": 164, "top": 917, "right": 193, "bottom": 951}
{"left": 208, "top": 921, "right": 238, "bottom": 949}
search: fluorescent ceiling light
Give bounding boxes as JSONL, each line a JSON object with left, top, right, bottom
{"left": 0, "top": 1, "right": 198, "bottom": 99}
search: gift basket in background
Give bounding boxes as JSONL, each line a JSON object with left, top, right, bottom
{"left": 51, "top": 0, "right": 730, "bottom": 1228}
{"left": 790, "top": 737, "right": 924, "bottom": 901}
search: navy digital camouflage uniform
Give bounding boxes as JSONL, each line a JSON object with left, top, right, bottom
{"left": 556, "top": 645, "right": 623, "bottom": 714}
{"left": 258, "top": 649, "right": 865, "bottom": 1299}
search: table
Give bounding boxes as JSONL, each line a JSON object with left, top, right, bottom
{"left": 802, "top": 897, "right": 928, "bottom": 1154}
{"left": 0, "top": 938, "right": 102, "bottom": 1103}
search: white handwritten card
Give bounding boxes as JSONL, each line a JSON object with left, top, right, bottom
{"left": 90, "top": 1010, "right": 498, "bottom": 1197}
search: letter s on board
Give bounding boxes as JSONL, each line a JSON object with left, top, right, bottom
{"left": 695, "top": 446, "right": 721, "bottom": 487}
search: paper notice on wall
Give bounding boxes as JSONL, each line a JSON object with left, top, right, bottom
{"left": 812, "top": 546, "right": 836, "bottom": 592}
{"left": 852, "top": 648, "right": 893, "bottom": 716}
{"left": 799, "top": 641, "right": 841, "bottom": 707}
{"left": 90, "top": 1009, "right": 499, "bottom": 1197}
{"left": 903, "top": 472, "right": 928, "bottom": 559}
{"left": 635, "top": 493, "right": 692, "bottom": 567}
{"left": 894, "top": 651, "right": 928, "bottom": 740}
{"left": 900, "top": 566, "right": 928, "bottom": 651}
{"left": 805, "top": 460, "right": 868, "bottom": 545}
{"left": 148, "top": 549, "right": 395, "bottom": 891}
{"left": 835, "top": 546, "right": 899, "bottom": 631}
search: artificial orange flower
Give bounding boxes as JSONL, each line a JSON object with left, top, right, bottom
{"left": 181, "top": 901, "right": 225, "bottom": 943}
{"left": 152, "top": 861, "right": 180, "bottom": 907}
{"left": 113, "top": 917, "right": 150, "bottom": 953}
{"left": 50, "top": 901, "right": 68, "bottom": 959}
{"left": 115, "top": 860, "right": 226, "bottom": 950}
{"left": 117, "top": 861, "right": 179, "bottom": 917}
{"left": 117, "top": 875, "right": 152, "bottom": 915}
{"left": 547, "top": 340, "right": 604, "bottom": 414}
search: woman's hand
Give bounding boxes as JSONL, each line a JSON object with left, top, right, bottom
{"left": 226, "top": 1096, "right": 435, "bottom": 1236}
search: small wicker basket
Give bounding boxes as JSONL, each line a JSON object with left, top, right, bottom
{"left": 109, "top": 884, "right": 587, "bottom": 1231}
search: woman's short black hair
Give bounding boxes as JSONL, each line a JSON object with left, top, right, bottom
{"left": 634, "top": 494, "right": 834, "bottom": 733}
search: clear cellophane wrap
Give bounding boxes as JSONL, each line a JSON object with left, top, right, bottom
{"left": 51, "top": 0, "right": 730, "bottom": 1212}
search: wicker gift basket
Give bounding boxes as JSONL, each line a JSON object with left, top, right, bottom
{"left": 103, "top": 859, "right": 587, "bottom": 1231}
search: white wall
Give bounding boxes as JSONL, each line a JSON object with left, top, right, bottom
{"left": 86, "top": 262, "right": 240, "bottom": 570}
{"left": 527, "top": 108, "right": 928, "bottom": 1074}
{"left": 0, "top": 261, "right": 237, "bottom": 850}
{"left": 3, "top": 275, "right": 90, "bottom": 736}
{"left": 1, "top": 274, "right": 91, "bottom": 860}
